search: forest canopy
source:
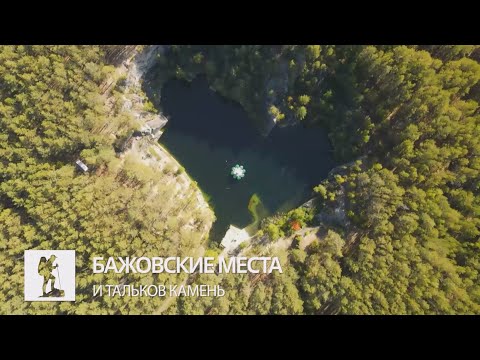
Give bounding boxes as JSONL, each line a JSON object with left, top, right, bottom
{"left": 150, "top": 45, "right": 480, "bottom": 314}
{"left": 0, "top": 45, "right": 213, "bottom": 314}
{"left": 1, "top": 45, "right": 479, "bottom": 314}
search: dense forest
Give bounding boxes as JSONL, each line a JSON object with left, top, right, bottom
{"left": 152, "top": 45, "right": 480, "bottom": 314}
{"left": 0, "top": 45, "right": 214, "bottom": 314}
{"left": 1, "top": 45, "right": 479, "bottom": 314}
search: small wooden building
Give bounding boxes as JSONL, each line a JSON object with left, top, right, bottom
{"left": 75, "top": 159, "right": 88, "bottom": 172}
{"left": 220, "top": 225, "right": 250, "bottom": 252}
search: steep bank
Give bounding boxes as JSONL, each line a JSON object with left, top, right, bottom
{"left": 108, "top": 46, "right": 213, "bottom": 236}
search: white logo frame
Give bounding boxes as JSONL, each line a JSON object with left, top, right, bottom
{"left": 24, "top": 250, "right": 76, "bottom": 302}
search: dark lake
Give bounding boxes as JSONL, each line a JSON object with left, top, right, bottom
{"left": 153, "top": 77, "right": 335, "bottom": 241}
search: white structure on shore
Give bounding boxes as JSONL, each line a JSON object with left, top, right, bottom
{"left": 220, "top": 225, "right": 250, "bottom": 252}
{"left": 75, "top": 159, "right": 88, "bottom": 172}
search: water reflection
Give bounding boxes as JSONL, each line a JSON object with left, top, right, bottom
{"left": 155, "top": 77, "right": 334, "bottom": 241}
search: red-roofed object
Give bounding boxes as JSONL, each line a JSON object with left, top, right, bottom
{"left": 291, "top": 221, "right": 301, "bottom": 231}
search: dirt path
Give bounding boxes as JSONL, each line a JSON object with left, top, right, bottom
{"left": 236, "top": 226, "right": 321, "bottom": 257}
{"left": 268, "top": 226, "right": 320, "bottom": 252}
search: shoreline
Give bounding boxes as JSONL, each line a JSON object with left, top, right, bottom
{"left": 106, "top": 45, "right": 214, "bottom": 236}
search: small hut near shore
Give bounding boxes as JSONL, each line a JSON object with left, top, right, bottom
{"left": 220, "top": 225, "right": 250, "bottom": 252}
{"left": 75, "top": 159, "right": 88, "bottom": 172}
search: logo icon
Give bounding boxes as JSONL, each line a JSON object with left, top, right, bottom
{"left": 24, "top": 250, "right": 75, "bottom": 301}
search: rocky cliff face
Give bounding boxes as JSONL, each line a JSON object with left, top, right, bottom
{"left": 121, "top": 46, "right": 168, "bottom": 139}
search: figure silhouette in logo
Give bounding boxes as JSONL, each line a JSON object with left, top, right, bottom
{"left": 37, "top": 255, "right": 65, "bottom": 297}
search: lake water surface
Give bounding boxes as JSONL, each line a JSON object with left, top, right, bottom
{"left": 156, "top": 77, "right": 335, "bottom": 241}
